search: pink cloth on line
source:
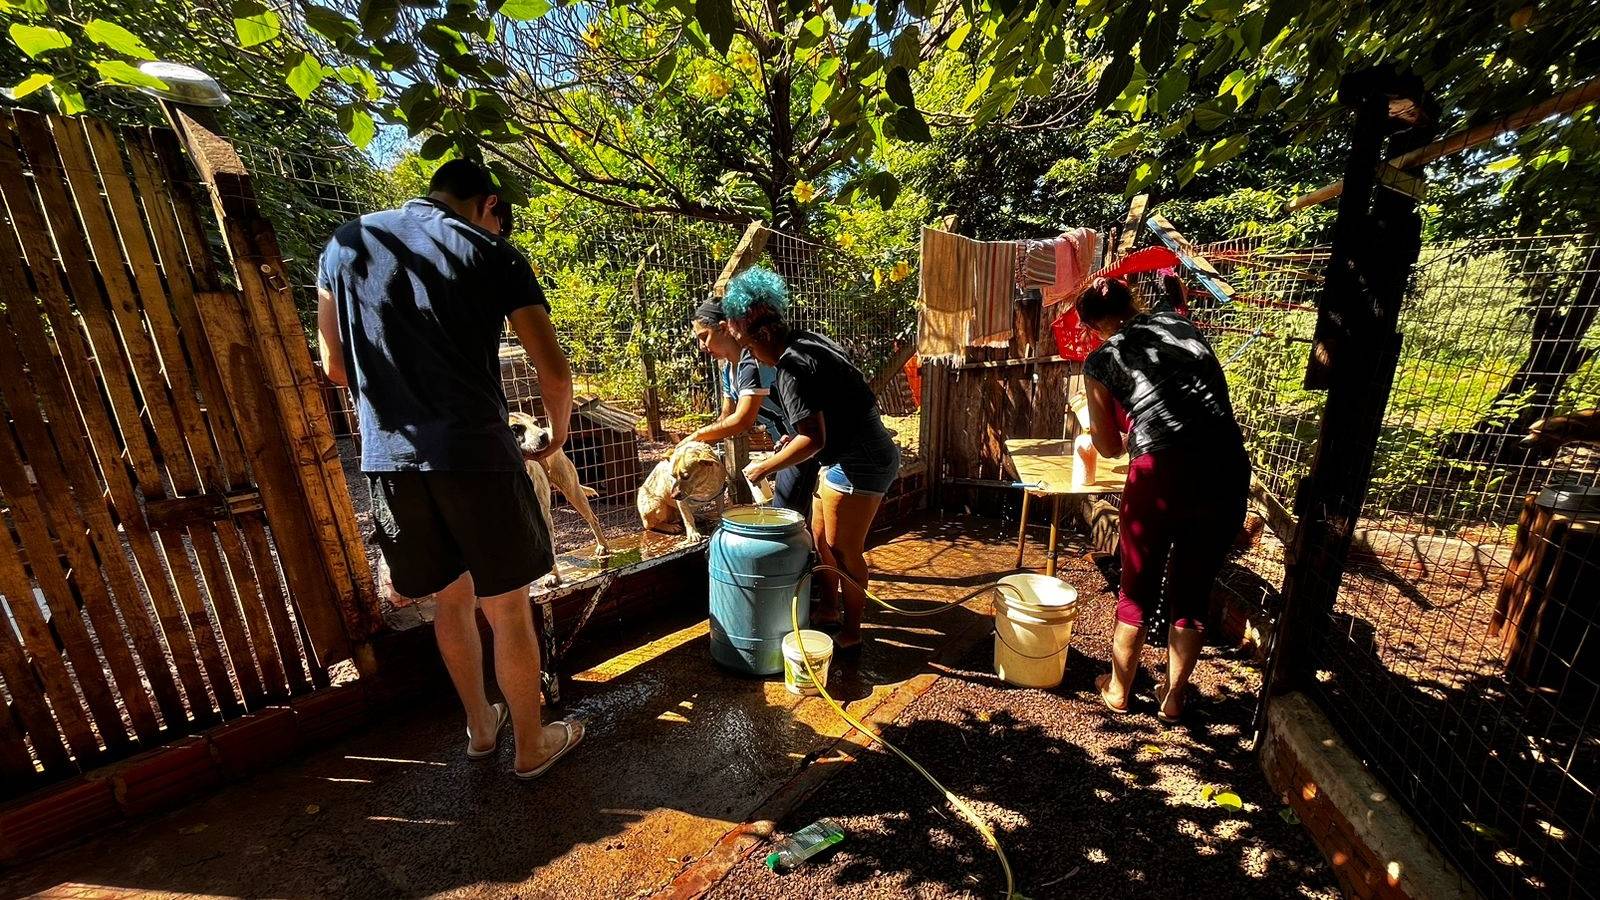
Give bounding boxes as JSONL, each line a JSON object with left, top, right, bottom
{"left": 1042, "top": 227, "right": 1101, "bottom": 307}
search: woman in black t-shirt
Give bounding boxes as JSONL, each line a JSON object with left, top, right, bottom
{"left": 726, "top": 267, "right": 899, "bottom": 656}
{"left": 685, "top": 297, "right": 819, "bottom": 519}
{"left": 1078, "top": 277, "right": 1249, "bottom": 724}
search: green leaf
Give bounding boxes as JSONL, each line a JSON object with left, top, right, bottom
{"left": 1102, "top": 0, "right": 1150, "bottom": 56}
{"left": 696, "top": 0, "right": 735, "bottom": 54}
{"left": 1262, "top": 0, "right": 1301, "bottom": 41}
{"left": 92, "top": 59, "right": 167, "bottom": 90}
{"left": 867, "top": 170, "right": 900, "bottom": 209}
{"left": 1155, "top": 67, "right": 1189, "bottom": 112}
{"left": 378, "top": 40, "right": 420, "bottom": 69}
{"left": 1104, "top": 129, "right": 1144, "bottom": 158}
{"left": 338, "top": 104, "right": 377, "bottom": 148}
{"left": 1095, "top": 54, "right": 1136, "bottom": 108}
{"left": 810, "top": 76, "right": 833, "bottom": 115}
{"left": 885, "top": 66, "right": 915, "bottom": 107}
{"left": 651, "top": 52, "right": 679, "bottom": 86}
{"left": 1217, "top": 68, "right": 1247, "bottom": 98}
{"left": 1159, "top": 110, "right": 1191, "bottom": 139}
{"left": 1141, "top": 0, "right": 1180, "bottom": 67}
{"left": 1206, "top": 133, "right": 1248, "bottom": 166}
{"left": 1126, "top": 157, "right": 1161, "bottom": 195}
{"left": 888, "top": 106, "right": 930, "bottom": 141}
{"left": 358, "top": 0, "right": 402, "bottom": 38}
{"left": 398, "top": 82, "right": 445, "bottom": 135}
{"left": 5, "top": 73, "right": 53, "bottom": 100}
{"left": 497, "top": 0, "right": 550, "bottom": 20}
{"left": 421, "top": 23, "right": 470, "bottom": 57}
{"left": 83, "top": 20, "right": 156, "bottom": 60}
{"left": 305, "top": 6, "right": 363, "bottom": 46}
{"left": 337, "top": 65, "right": 381, "bottom": 100}
{"left": 50, "top": 84, "right": 86, "bottom": 115}
{"left": 9, "top": 24, "right": 72, "bottom": 58}
{"left": 420, "top": 133, "right": 455, "bottom": 160}
{"left": 1214, "top": 791, "right": 1243, "bottom": 810}
{"left": 1485, "top": 154, "right": 1520, "bottom": 173}
{"left": 1192, "top": 97, "right": 1233, "bottom": 131}
{"left": 797, "top": 15, "right": 825, "bottom": 50}
{"left": 286, "top": 53, "right": 330, "bottom": 100}
{"left": 890, "top": 25, "right": 921, "bottom": 69}
{"left": 945, "top": 21, "right": 971, "bottom": 50}
{"left": 234, "top": 0, "right": 282, "bottom": 47}
{"left": 962, "top": 66, "right": 994, "bottom": 110}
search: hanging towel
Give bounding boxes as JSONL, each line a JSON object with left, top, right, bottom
{"left": 1042, "top": 227, "right": 1102, "bottom": 307}
{"left": 916, "top": 227, "right": 973, "bottom": 359}
{"left": 971, "top": 240, "right": 1018, "bottom": 346}
{"left": 1018, "top": 238, "right": 1060, "bottom": 291}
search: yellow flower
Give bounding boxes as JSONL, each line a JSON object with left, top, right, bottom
{"left": 889, "top": 260, "right": 912, "bottom": 282}
{"left": 582, "top": 24, "right": 603, "bottom": 50}
{"left": 836, "top": 233, "right": 856, "bottom": 249}
{"left": 695, "top": 72, "right": 731, "bottom": 99}
{"left": 873, "top": 267, "right": 884, "bottom": 288}
{"left": 793, "top": 180, "right": 817, "bottom": 203}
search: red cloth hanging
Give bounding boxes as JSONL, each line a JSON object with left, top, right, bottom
{"left": 904, "top": 355, "right": 922, "bottom": 407}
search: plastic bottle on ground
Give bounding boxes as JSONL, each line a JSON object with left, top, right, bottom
{"left": 764, "top": 818, "right": 846, "bottom": 871}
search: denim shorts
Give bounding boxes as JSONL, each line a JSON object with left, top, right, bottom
{"left": 821, "top": 436, "right": 901, "bottom": 497}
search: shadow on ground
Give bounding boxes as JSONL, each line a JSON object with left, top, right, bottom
{"left": 710, "top": 543, "right": 1340, "bottom": 900}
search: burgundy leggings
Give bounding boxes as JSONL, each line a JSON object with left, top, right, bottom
{"left": 1115, "top": 445, "right": 1248, "bottom": 633}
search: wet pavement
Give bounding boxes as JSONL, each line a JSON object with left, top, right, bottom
{"left": 0, "top": 518, "right": 1019, "bottom": 900}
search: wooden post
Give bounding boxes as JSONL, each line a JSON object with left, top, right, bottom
{"left": 1262, "top": 68, "right": 1433, "bottom": 709}
{"left": 712, "top": 221, "right": 771, "bottom": 505}
{"left": 1116, "top": 193, "right": 1150, "bottom": 256}
{"left": 159, "top": 104, "right": 380, "bottom": 668}
{"left": 632, "top": 246, "right": 666, "bottom": 441}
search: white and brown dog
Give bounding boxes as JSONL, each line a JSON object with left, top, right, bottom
{"left": 637, "top": 440, "right": 726, "bottom": 542}
{"left": 510, "top": 411, "right": 610, "bottom": 586}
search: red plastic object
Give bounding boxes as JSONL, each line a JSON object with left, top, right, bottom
{"left": 1097, "top": 246, "right": 1180, "bottom": 281}
{"left": 1051, "top": 306, "right": 1104, "bottom": 363}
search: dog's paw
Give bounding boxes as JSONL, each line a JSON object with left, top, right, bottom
{"left": 593, "top": 543, "right": 612, "bottom": 557}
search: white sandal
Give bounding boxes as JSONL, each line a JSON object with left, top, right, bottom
{"left": 514, "top": 719, "right": 586, "bottom": 781}
{"left": 465, "top": 702, "right": 509, "bottom": 760}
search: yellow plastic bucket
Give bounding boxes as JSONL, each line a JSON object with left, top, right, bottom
{"left": 781, "top": 629, "right": 834, "bottom": 695}
{"left": 992, "top": 574, "right": 1079, "bottom": 688}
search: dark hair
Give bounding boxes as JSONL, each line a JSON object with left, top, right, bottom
{"left": 429, "top": 159, "right": 496, "bottom": 201}
{"left": 739, "top": 301, "right": 790, "bottom": 347}
{"left": 491, "top": 199, "right": 514, "bottom": 237}
{"left": 691, "top": 296, "right": 726, "bottom": 326}
{"left": 1074, "top": 277, "right": 1137, "bottom": 325}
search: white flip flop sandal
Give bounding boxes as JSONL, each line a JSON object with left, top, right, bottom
{"left": 466, "top": 702, "right": 509, "bottom": 760}
{"left": 514, "top": 719, "right": 585, "bottom": 780}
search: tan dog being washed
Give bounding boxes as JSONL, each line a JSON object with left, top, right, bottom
{"left": 511, "top": 411, "right": 610, "bottom": 585}
{"left": 637, "top": 440, "right": 725, "bottom": 542}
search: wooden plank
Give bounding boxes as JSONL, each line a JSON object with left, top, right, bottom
{"left": 0, "top": 421, "right": 129, "bottom": 752}
{"left": 131, "top": 130, "right": 299, "bottom": 694}
{"left": 76, "top": 118, "right": 283, "bottom": 701}
{"left": 0, "top": 699, "right": 40, "bottom": 793}
{"left": 868, "top": 340, "right": 918, "bottom": 397}
{"left": 149, "top": 130, "right": 354, "bottom": 670}
{"left": 0, "top": 534, "right": 76, "bottom": 771}
{"left": 1285, "top": 75, "right": 1600, "bottom": 212}
{"left": 162, "top": 107, "right": 376, "bottom": 652}
{"left": 713, "top": 222, "right": 770, "bottom": 297}
{"left": 238, "top": 515, "right": 310, "bottom": 693}
{"left": 7, "top": 112, "right": 164, "bottom": 497}
{"left": 1145, "top": 214, "right": 1236, "bottom": 304}
{"left": 1117, "top": 194, "right": 1150, "bottom": 255}
{"left": 0, "top": 134, "right": 218, "bottom": 731}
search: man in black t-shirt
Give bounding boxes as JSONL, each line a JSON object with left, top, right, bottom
{"left": 318, "top": 160, "right": 584, "bottom": 778}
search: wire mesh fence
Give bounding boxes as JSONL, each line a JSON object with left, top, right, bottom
{"left": 1308, "top": 231, "right": 1600, "bottom": 899}
{"left": 1129, "top": 225, "right": 1600, "bottom": 897}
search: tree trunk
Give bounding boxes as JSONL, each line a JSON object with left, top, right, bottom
{"left": 1452, "top": 242, "right": 1600, "bottom": 466}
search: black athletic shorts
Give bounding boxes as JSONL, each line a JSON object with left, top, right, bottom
{"left": 367, "top": 470, "right": 553, "bottom": 598}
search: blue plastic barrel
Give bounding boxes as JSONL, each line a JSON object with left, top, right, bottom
{"left": 709, "top": 506, "right": 814, "bottom": 675}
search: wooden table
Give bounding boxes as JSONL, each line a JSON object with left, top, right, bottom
{"left": 1005, "top": 438, "right": 1130, "bottom": 576}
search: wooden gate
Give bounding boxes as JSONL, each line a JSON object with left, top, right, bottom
{"left": 0, "top": 109, "right": 377, "bottom": 800}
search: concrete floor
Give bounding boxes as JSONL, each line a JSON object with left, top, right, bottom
{"left": 1, "top": 518, "right": 1019, "bottom": 900}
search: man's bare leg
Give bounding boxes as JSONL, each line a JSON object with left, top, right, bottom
{"left": 432, "top": 571, "right": 500, "bottom": 752}
{"left": 479, "top": 586, "right": 578, "bottom": 772}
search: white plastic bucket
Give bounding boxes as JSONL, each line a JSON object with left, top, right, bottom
{"left": 782, "top": 629, "right": 834, "bottom": 695}
{"left": 992, "top": 574, "right": 1079, "bottom": 688}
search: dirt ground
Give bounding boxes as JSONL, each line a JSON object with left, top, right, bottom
{"left": 707, "top": 540, "right": 1339, "bottom": 900}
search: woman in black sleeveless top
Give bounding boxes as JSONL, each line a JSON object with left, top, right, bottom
{"left": 1078, "top": 278, "right": 1249, "bottom": 723}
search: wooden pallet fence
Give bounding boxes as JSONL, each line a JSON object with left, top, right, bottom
{"left": 0, "top": 111, "right": 373, "bottom": 801}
